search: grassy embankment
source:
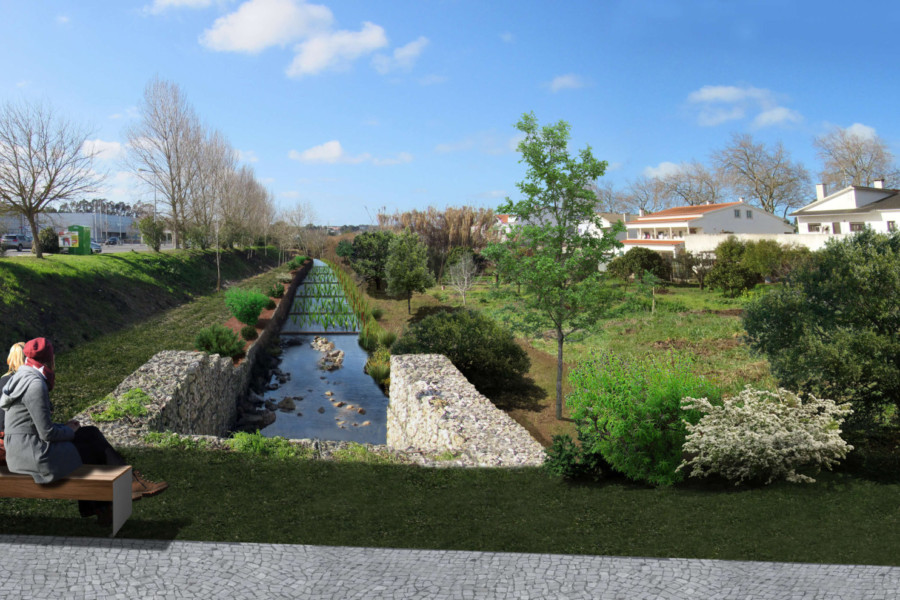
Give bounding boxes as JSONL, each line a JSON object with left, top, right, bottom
{"left": 0, "top": 247, "right": 282, "bottom": 419}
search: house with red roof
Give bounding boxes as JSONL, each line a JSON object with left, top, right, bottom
{"left": 623, "top": 201, "right": 793, "bottom": 254}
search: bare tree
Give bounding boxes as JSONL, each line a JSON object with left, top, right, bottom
{"left": 283, "top": 200, "right": 317, "bottom": 254}
{"left": 125, "top": 77, "right": 202, "bottom": 249}
{"left": 588, "top": 180, "right": 629, "bottom": 213}
{"left": 446, "top": 251, "right": 478, "bottom": 306}
{"left": 714, "top": 133, "right": 810, "bottom": 217}
{"left": 623, "top": 176, "right": 671, "bottom": 214}
{"left": 660, "top": 161, "right": 724, "bottom": 206}
{"left": 0, "top": 100, "right": 101, "bottom": 257}
{"left": 814, "top": 125, "right": 900, "bottom": 189}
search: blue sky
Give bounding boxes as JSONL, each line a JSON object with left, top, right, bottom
{"left": 1, "top": 0, "right": 898, "bottom": 225}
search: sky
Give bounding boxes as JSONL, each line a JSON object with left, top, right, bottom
{"left": 2, "top": 0, "right": 899, "bottom": 225}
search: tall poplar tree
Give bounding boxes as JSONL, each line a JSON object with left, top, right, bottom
{"left": 488, "top": 112, "right": 622, "bottom": 420}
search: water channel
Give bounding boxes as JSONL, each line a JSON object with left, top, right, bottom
{"left": 259, "top": 260, "right": 388, "bottom": 444}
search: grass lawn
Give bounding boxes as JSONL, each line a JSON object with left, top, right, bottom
{"left": 0, "top": 447, "right": 897, "bottom": 566}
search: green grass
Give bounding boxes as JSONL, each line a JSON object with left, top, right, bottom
{"left": 51, "top": 258, "right": 296, "bottom": 420}
{"left": 0, "top": 447, "right": 896, "bottom": 566}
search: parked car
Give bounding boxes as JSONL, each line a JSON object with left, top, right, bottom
{"left": 105, "top": 236, "right": 119, "bottom": 245}
{"left": 1, "top": 234, "right": 33, "bottom": 252}
{"left": 90, "top": 241, "right": 102, "bottom": 254}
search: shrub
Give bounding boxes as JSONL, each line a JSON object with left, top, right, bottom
{"left": 331, "top": 442, "right": 398, "bottom": 464}
{"left": 370, "top": 307, "right": 384, "bottom": 320}
{"left": 38, "top": 226, "right": 60, "bottom": 254}
{"left": 287, "top": 255, "right": 307, "bottom": 270}
{"left": 228, "top": 431, "right": 311, "bottom": 459}
{"left": 93, "top": 388, "right": 152, "bottom": 422}
{"left": 377, "top": 329, "right": 397, "bottom": 348}
{"left": 567, "top": 351, "right": 720, "bottom": 486}
{"left": 365, "top": 346, "right": 391, "bottom": 386}
{"left": 543, "top": 433, "right": 607, "bottom": 481}
{"left": 224, "top": 288, "right": 270, "bottom": 326}
{"left": 240, "top": 325, "right": 258, "bottom": 341}
{"left": 619, "top": 246, "right": 670, "bottom": 282}
{"left": 264, "top": 298, "right": 276, "bottom": 310}
{"left": 270, "top": 283, "right": 285, "bottom": 298}
{"left": 679, "top": 387, "right": 853, "bottom": 484}
{"left": 391, "top": 309, "right": 530, "bottom": 391}
{"left": 743, "top": 230, "right": 900, "bottom": 432}
{"left": 195, "top": 324, "right": 245, "bottom": 358}
{"left": 707, "top": 236, "right": 759, "bottom": 297}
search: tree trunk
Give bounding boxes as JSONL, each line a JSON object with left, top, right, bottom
{"left": 407, "top": 292, "right": 412, "bottom": 314}
{"left": 556, "top": 327, "right": 564, "bottom": 420}
{"left": 27, "top": 214, "right": 42, "bottom": 259}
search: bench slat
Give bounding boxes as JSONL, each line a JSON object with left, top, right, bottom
{"left": 0, "top": 465, "right": 132, "bottom": 501}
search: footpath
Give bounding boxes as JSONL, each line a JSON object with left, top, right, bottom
{"left": 0, "top": 535, "right": 896, "bottom": 599}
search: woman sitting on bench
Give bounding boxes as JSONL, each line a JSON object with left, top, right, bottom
{"left": 0, "top": 338, "right": 168, "bottom": 525}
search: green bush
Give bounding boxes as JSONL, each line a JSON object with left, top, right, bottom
{"left": 240, "top": 325, "right": 258, "bottom": 341}
{"left": 391, "top": 309, "right": 529, "bottom": 391}
{"left": 287, "top": 255, "right": 308, "bottom": 270}
{"left": 224, "top": 288, "right": 270, "bottom": 326}
{"left": 744, "top": 230, "right": 900, "bottom": 432}
{"left": 195, "top": 324, "right": 245, "bottom": 358}
{"left": 264, "top": 298, "right": 276, "bottom": 310}
{"left": 619, "top": 246, "right": 671, "bottom": 282}
{"left": 370, "top": 307, "right": 384, "bottom": 320}
{"left": 93, "top": 388, "right": 153, "bottom": 422}
{"left": 269, "top": 283, "right": 285, "bottom": 298}
{"left": 38, "top": 226, "right": 60, "bottom": 254}
{"left": 377, "top": 329, "right": 397, "bottom": 348}
{"left": 543, "top": 433, "right": 607, "bottom": 481}
{"left": 365, "top": 346, "right": 391, "bottom": 386}
{"left": 707, "top": 236, "right": 759, "bottom": 297}
{"left": 567, "top": 351, "right": 721, "bottom": 486}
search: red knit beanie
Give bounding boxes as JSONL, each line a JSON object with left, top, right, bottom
{"left": 23, "top": 338, "right": 54, "bottom": 365}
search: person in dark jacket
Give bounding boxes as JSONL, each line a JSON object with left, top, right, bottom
{"left": 0, "top": 338, "right": 167, "bottom": 525}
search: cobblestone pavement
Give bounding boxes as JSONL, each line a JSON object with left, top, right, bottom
{"left": 0, "top": 535, "right": 897, "bottom": 599}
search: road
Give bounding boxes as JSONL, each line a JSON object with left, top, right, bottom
{"left": 2, "top": 241, "right": 172, "bottom": 256}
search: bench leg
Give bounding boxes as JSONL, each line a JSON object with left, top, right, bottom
{"left": 110, "top": 467, "right": 133, "bottom": 537}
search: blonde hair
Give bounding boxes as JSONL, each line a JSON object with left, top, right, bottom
{"left": 5, "top": 342, "right": 25, "bottom": 376}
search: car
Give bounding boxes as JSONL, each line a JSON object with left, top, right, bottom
{"left": 1, "top": 234, "right": 33, "bottom": 252}
{"left": 105, "top": 236, "right": 119, "bottom": 245}
{"left": 90, "top": 241, "right": 102, "bottom": 254}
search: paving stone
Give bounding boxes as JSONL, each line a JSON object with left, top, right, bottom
{"left": 0, "top": 535, "right": 896, "bottom": 599}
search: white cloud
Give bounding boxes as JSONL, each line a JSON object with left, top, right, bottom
{"left": 372, "top": 152, "right": 412, "bottom": 166}
{"left": 280, "top": 190, "right": 301, "bottom": 199}
{"left": 15, "top": 80, "right": 30, "bottom": 88}
{"left": 147, "top": 0, "right": 214, "bottom": 14}
{"left": 289, "top": 141, "right": 369, "bottom": 164}
{"left": 508, "top": 133, "right": 525, "bottom": 153}
{"left": 109, "top": 106, "right": 139, "bottom": 120}
{"left": 82, "top": 139, "right": 125, "bottom": 161}
{"left": 500, "top": 32, "right": 514, "bottom": 43}
{"left": 289, "top": 141, "right": 410, "bottom": 166}
{"left": 56, "top": 15, "right": 70, "bottom": 24}
{"left": 606, "top": 161, "right": 624, "bottom": 172}
{"left": 548, "top": 74, "right": 584, "bottom": 93}
{"left": 643, "top": 161, "right": 682, "bottom": 179}
{"left": 845, "top": 122, "right": 877, "bottom": 140}
{"left": 372, "top": 36, "right": 428, "bottom": 74}
{"left": 286, "top": 21, "right": 387, "bottom": 78}
{"left": 686, "top": 84, "right": 802, "bottom": 128}
{"left": 436, "top": 131, "right": 521, "bottom": 156}
{"left": 418, "top": 74, "right": 447, "bottom": 86}
{"left": 237, "top": 149, "right": 259, "bottom": 163}
{"left": 200, "top": 0, "right": 333, "bottom": 53}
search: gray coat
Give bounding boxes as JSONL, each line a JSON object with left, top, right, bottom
{"left": 0, "top": 366, "right": 82, "bottom": 483}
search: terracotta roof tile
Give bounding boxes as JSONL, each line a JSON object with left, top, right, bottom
{"left": 631, "top": 202, "right": 743, "bottom": 223}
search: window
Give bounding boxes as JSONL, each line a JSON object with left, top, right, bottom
{"left": 808, "top": 223, "right": 821, "bottom": 233}
{"left": 888, "top": 221, "right": 897, "bottom": 232}
{"left": 849, "top": 223, "right": 865, "bottom": 232}
{"left": 746, "top": 210, "right": 753, "bottom": 219}
{"left": 734, "top": 209, "right": 741, "bottom": 218}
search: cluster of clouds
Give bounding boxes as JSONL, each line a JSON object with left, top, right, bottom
{"left": 686, "top": 84, "right": 802, "bottom": 128}
{"left": 288, "top": 140, "right": 412, "bottom": 166}
{"left": 148, "top": 0, "right": 429, "bottom": 79}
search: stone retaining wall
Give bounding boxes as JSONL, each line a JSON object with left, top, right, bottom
{"left": 387, "top": 354, "right": 546, "bottom": 467}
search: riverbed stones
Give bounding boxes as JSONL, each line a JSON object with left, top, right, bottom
{"left": 277, "top": 397, "right": 295, "bottom": 411}
{"left": 311, "top": 336, "right": 344, "bottom": 370}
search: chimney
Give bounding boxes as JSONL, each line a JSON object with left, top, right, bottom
{"left": 873, "top": 178, "right": 885, "bottom": 189}
{"left": 815, "top": 183, "right": 828, "bottom": 200}
{"left": 639, "top": 208, "right": 645, "bottom": 217}
{"left": 738, "top": 197, "right": 744, "bottom": 203}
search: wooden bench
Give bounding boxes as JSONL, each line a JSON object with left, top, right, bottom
{"left": 0, "top": 465, "right": 132, "bottom": 537}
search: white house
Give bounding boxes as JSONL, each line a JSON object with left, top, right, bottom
{"left": 577, "top": 212, "right": 635, "bottom": 241}
{"left": 791, "top": 180, "right": 900, "bottom": 235}
{"left": 622, "top": 201, "right": 794, "bottom": 254}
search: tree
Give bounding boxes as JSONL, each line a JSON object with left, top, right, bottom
{"left": 125, "top": 77, "right": 201, "bottom": 249}
{"left": 623, "top": 176, "right": 670, "bottom": 214}
{"left": 385, "top": 229, "right": 434, "bottom": 313}
{"left": 706, "top": 236, "right": 758, "bottom": 297}
{"left": 814, "top": 125, "right": 899, "bottom": 189}
{"left": 674, "top": 250, "right": 715, "bottom": 290}
{"left": 743, "top": 230, "right": 900, "bottom": 433}
{"left": 659, "top": 161, "right": 724, "bottom": 206}
{"left": 619, "top": 246, "right": 670, "bottom": 283}
{"left": 348, "top": 230, "right": 394, "bottom": 290}
{"left": 446, "top": 251, "right": 478, "bottom": 306}
{"left": 714, "top": 133, "right": 810, "bottom": 217}
{"left": 137, "top": 216, "right": 166, "bottom": 251}
{"left": 588, "top": 180, "right": 629, "bottom": 213}
{"left": 335, "top": 239, "right": 353, "bottom": 262}
{"left": 0, "top": 100, "right": 100, "bottom": 258}
{"left": 487, "top": 112, "right": 622, "bottom": 420}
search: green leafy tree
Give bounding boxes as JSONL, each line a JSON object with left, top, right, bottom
{"left": 348, "top": 230, "right": 394, "bottom": 290}
{"left": 335, "top": 239, "right": 352, "bottom": 262}
{"left": 619, "top": 246, "right": 670, "bottom": 282}
{"left": 743, "top": 230, "right": 900, "bottom": 432}
{"left": 707, "top": 236, "right": 758, "bottom": 297}
{"left": 485, "top": 112, "right": 622, "bottom": 419}
{"left": 385, "top": 229, "right": 434, "bottom": 313}
{"left": 138, "top": 215, "right": 166, "bottom": 252}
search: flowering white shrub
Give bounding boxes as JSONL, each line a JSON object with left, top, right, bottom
{"left": 677, "top": 387, "right": 853, "bottom": 484}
